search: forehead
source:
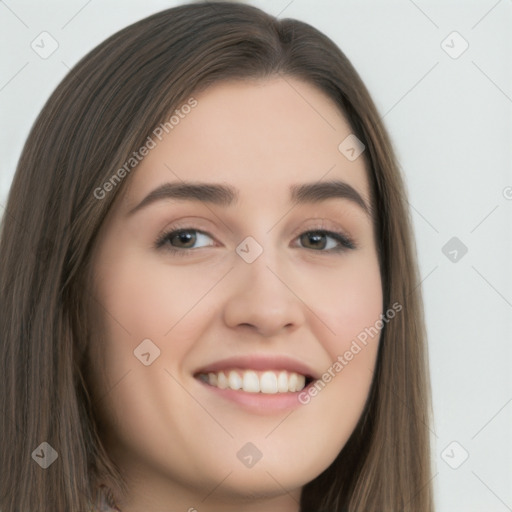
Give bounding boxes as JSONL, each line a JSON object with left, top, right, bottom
{"left": 123, "top": 77, "right": 371, "bottom": 210}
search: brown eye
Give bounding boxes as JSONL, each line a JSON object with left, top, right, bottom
{"left": 297, "top": 230, "right": 355, "bottom": 252}
{"left": 155, "top": 228, "right": 215, "bottom": 253}
{"left": 169, "top": 230, "right": 197, "bottom": 249}
{"left": 300, "top": 231, "right": 329, "bottom": 250}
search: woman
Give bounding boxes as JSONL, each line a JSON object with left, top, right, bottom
{"left": 0, "top": 2, "right": 433, "bottom": 511}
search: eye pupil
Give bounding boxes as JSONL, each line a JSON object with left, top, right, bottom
{"left": 174, "top": 230, "right": 196, "bottom": 248}
{"left": 301, "top": 231, "right": 326, "bottom": 250}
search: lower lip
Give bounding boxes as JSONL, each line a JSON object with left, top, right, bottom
{"left": 196, "top": 378, "right": 313, "bottom": 413}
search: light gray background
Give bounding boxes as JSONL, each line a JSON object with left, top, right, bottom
{"left": 1, "top": 1, "right": 511, "bottom": 510}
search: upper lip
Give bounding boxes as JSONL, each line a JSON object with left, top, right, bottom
{"left": 193, "top": 355, "right": 320, "bottom": 380}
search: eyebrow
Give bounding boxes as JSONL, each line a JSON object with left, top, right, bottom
{"left": 127, "top": 180, "right": 372, "bottom": 218}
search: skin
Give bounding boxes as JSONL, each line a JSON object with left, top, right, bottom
{"left": 87, "top": 77, "right": 383, "bottom": 512}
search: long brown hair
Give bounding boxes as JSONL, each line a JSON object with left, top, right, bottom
{"left": 0, "top": 2, "right": 433, "bottom": 511}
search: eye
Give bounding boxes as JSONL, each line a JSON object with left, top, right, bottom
{"left": 296, "top": 230, "right": 355, "bottom": 252}
{"left": 155, "top": 228, "right": 215, "bottom": 254}
{"left": 155, "top": 225, "right": 356, "bottom": 256}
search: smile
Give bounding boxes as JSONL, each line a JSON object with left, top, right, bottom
{"left": 196, "top": 369, "right": 313, "bottom": 393}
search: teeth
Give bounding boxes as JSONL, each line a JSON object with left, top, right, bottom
{"left": 277, "top": 371, "right": 288, "bottom": 393}
{"left": 217, "top": 371, "right": 228, "bottom": 389}
{"left": 203, "top": 369, "right": 308, "bottom": 393}
{"left": 242, "top": 371, "right": 260, "bottom": 392}
{"left": 260, "top": 371, "right": 278, "bottom": 394}
{"left": 228, "top": 370, "right": 242, "bottom": 390}
{"left": 289, "top": 372, "right": 298, "bottom": 392}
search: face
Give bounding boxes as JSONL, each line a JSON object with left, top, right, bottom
{"left": 87, "top": 77, "right": 383, "bottom": 511}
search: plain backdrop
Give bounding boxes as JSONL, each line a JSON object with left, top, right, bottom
{"left": 1, "top": 1, "right": 511, "bottom": 510}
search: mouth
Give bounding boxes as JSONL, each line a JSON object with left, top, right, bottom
{"left": 191, "top": 355, "right": 319, "bottom": 412}
{"left": 195, "top": 369, "right": 315, "bottom": 393}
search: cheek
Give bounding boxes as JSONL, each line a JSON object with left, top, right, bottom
{"left": 95, "top": 249, "right": 213, "bottom": 339}
{"left": 296, "top": 252, "right": 383, "bottom": 425}
{"left": 294, "top": 258, "right": 383, "bottom": 454}
{"left": 302, "top": 251, "right": 383, "bottom": 360}
{"left": 91, "top": 247, "right": 228, "bottom": 388}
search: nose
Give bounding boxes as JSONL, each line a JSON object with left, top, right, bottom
{"left": 222, "top": 243, "right": 306, "bottom": 338}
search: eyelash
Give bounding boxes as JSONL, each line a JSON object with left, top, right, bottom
{"left": 154, "top": 223, "right": 356, "bottom": 257}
